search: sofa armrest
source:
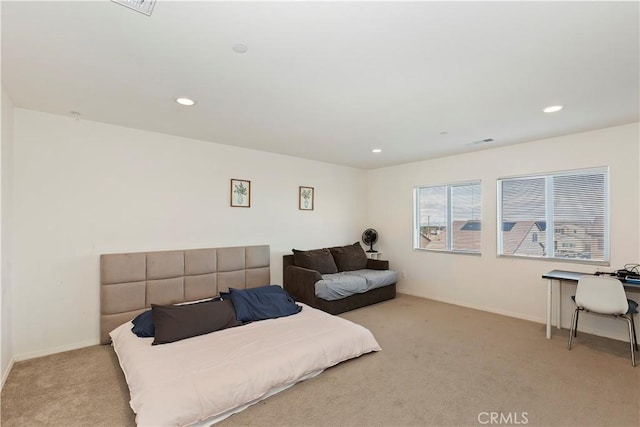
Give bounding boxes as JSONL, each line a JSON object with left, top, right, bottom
{"left": 366, "top": 258, "right": 389, "bottom": 270}
{"left": 283, "top": 265, "right": 322, "bottom": 305}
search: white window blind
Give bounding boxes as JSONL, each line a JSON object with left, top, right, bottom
{"left": 414, "top": 181, "right": 481, "bottom": 253}
{"left": 497, "top": 168, "right": 608, "bottom": 263}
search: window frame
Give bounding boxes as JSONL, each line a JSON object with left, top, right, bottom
{"left": 496, "top": 167, "right": 609, "bottom": 265}
{"left": 413, "top": 180, "right": 482, "bottom": 255}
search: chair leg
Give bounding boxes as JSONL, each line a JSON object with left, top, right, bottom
{"left": 631, "top": 314, "right": 638, "bottom": 352}
{"left": 625, "top": 317, "right": 636, "bottom": 367}
{"left": 574, "top": 309, "right": 579, "bottom": 337}
{"left": 568, "top": 307, "right": 579, "bottom": 350}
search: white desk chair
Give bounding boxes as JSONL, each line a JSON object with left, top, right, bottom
{"left": 568, "top": 275, "right": 638, "bottom": 367}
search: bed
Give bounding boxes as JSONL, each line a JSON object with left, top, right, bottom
{"left": 101, "top": 245, "right": 381, "bottom": 426}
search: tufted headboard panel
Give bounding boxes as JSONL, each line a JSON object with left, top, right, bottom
{"left": 100, "top": 245, "right": 270, "bottom": 344}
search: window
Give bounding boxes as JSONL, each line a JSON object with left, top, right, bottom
{"left": 497, "top": 167, "right": 608, "bottom": 263}
{"left": 414, "top": 181, "right": 481, "bottom": 253}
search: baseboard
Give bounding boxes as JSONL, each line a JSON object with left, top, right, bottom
{"left": 398, "top": 290, "right": 545, "bottom": 325}
{"left": 397, "top": 290, "right": 635, "bottom": 342}
{"left": 13, "top": 338, "right": 100, "bottom": 363}
{"left": 1, "top": 356, "right": 15, "bottom": 390}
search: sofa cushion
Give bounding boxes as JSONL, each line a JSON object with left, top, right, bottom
{"left": 292, "top": 248, "right": 338, "bottom": 274}
{"left": 329, "top": 242, "right": 368, "bottom": 271}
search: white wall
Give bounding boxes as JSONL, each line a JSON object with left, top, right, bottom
{"left": 9, "top": 107, "right": 640, "bottom": 360}
{"left": 1, "top": 86, "right": 15, "bottom": 386}
{"left": 368, "top": 122, "right": 640, "bottom": 341}
{"left": 12, "top": 108, "right": 367, "bottom": 359}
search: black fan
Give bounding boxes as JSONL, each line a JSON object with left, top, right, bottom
{"left": 362, "top": 228, "right": 379, "bottom": 253}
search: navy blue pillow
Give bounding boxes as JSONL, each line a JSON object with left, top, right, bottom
{"left": 131, "top": 310, "right": 155, "bottom": 337}
{"left": 229, "top": 285, "right": 302, "bottom": 322}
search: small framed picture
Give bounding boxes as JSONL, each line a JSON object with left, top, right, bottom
{"left": 230, "top": 179, "right": 251, "bottom": 207}
{"left": 299, "top": 186, "right": 314, "bottom": 210}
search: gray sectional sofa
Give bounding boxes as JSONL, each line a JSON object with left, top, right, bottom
{"left": 283, "top": 242, "right": 397, "bottom": 314}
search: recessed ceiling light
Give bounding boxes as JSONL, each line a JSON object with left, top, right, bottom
{"left": 176, "top": 97, "right": 195, "bottom": 106}
{"left": 372, "top": 149, "right": 382, "bottom": 153}
{"left": 232, "top": 44, "right": 248, "bottom": 54}
{"left": 543, "top": 105, "right": 563, "bottom": 113}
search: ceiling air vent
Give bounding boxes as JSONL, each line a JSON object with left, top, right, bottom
{"left": 112, "top": 0, "right": 156, "bottom": 16}
{"left": 466, "top": 138, "right": 494, "bottom": 146}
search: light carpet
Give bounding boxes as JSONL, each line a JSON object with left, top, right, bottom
{"left": 2, "top": 294, "right": 639, "bottom": 426}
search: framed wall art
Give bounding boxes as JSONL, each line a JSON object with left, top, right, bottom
{"left": 299, "top": 186, "right": 314, "bottom": 210}
{"left": 230, "top": 179, "right": 251, "bottom": 207}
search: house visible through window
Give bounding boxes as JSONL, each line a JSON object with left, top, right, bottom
{"left": 414, "top": 181, "right": 481, "bottom": 253}
{"left": 497, "top": 167, "right": 608, "bottom": 263}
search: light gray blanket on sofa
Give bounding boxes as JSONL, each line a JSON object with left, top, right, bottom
{"left": 315, "top": 269, "right": 398, "bottom": 301}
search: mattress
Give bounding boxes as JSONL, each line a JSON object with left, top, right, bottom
{"left": 110, "top": 303, "right": 381, "bottom": 426}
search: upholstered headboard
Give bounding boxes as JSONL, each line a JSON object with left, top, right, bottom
{"left": 100, "top": 245, "right": 270, "bottom": 344}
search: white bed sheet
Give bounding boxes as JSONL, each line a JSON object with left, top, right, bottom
{"left": 110, "top": 303, "right": 381, "bottom": 426}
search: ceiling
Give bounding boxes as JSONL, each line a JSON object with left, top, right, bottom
{"left": 2, "top": 1, "right": 639, "bottom": 169}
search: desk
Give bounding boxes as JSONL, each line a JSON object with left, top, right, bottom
{"left": 542, "top": 270, "right": 640, "bottom": 339}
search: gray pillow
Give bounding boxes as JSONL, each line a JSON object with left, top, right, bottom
{"left": 329, "top": 242, "right": 368, "bottom": 271}
{"left": 292, "top": 248, "right": 338, "bottom": 274}
{"left": 151, "top": 299, "right": 241, "bottom": 345}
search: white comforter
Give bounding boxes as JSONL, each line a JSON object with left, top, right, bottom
{"left": 110, "top": 303, "right": 381, "bottom": 426}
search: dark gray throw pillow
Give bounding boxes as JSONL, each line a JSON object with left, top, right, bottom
{"left": 329, "top": 242, "right": 368, "bottom": 271}
{"left": 151, "top": 299, "right": 241, "bottom": 345}
{"left": 292, "top": 248, "right": 338, "bottom": 274}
